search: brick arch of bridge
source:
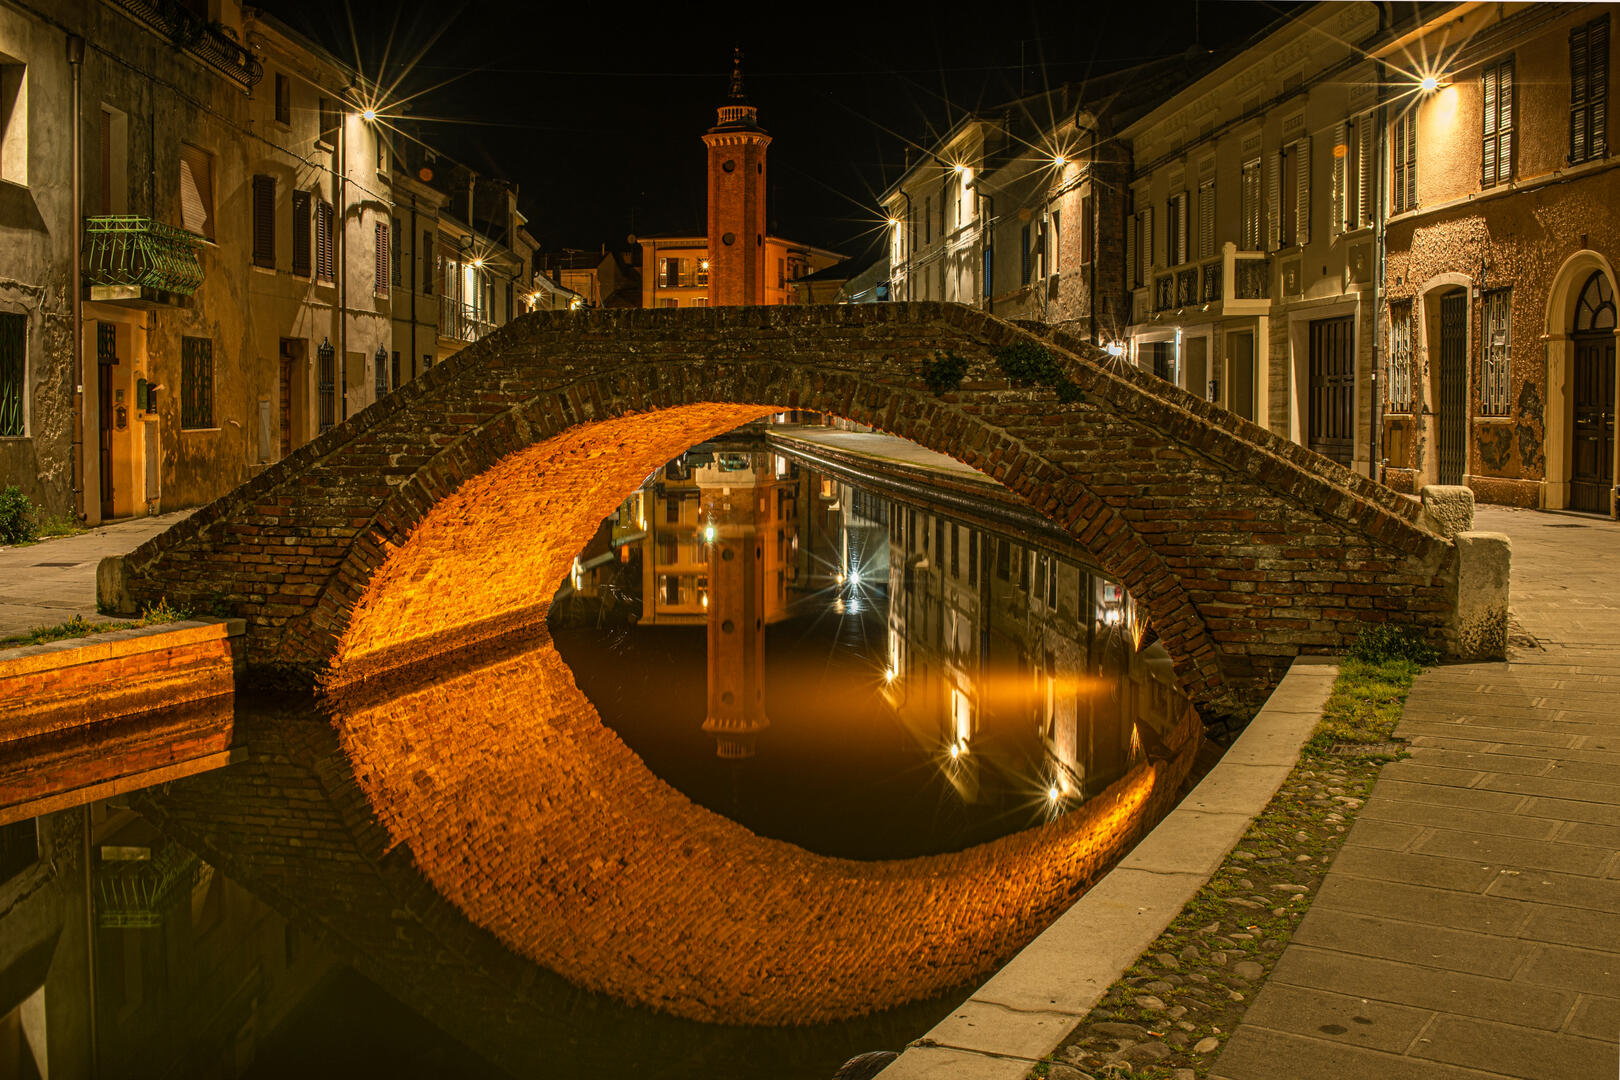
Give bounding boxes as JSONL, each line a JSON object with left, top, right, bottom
{"left": 115, "top": 304, "right": 1455, "bottom": 706}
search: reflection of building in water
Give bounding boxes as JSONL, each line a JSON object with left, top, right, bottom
{"left": 867, "top": 488, "right": 1178, "bottom": 808}
{"left": 699, "top": 457, "right": 771, "bottom": 758}
{"left": 0, "top": 801, "right": 332, "bottom": 1080}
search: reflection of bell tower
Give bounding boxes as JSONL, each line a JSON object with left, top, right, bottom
{"left": 701, "top": 480, "right": 770, "bottom": 759}
{"left": 703, "top": 49, "right": 770, "bottom": 307}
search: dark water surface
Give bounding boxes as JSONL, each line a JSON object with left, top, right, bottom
{"left": 0, "top": 429, "right": 1194, "bottom": 1080}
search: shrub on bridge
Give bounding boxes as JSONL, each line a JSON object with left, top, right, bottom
{"left": 0, "top": 486, "right": 37, "bottom": 545}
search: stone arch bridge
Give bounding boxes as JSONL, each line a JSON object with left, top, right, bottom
{"left": 107, "top": 303, "right": 1503, "bottom": 1029}
{"left": 105, "top": 302, "right": 1473, "bottom": 705}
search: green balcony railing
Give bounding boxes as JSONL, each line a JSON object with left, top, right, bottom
{"left": 84, "top": 216, "right": 206, "bottom": 297}
{"left": 95, "top": 841, "right": 203, "bottom": 929}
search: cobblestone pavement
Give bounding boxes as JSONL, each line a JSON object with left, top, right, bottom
{"left": 0, "top": 512, "right": 189, "bottom": 636}
{"left": 1213, "top": 506, "right": 1620, "bottom": 1080}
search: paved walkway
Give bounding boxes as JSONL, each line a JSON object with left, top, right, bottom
{"left": 1215, "top": 506, "right": 1619, "bottom": 1080}
{"left": 0, "top": 512, "right": 189, "bottom": 636}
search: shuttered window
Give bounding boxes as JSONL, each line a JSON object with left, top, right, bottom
{"left": 1079, "top": 193, "right": 1093, "bottom": 265}
{"left": 1139, "top": 205, "right": 1154, "bottom": 279}
{"left": 1293, "top": 136, "right": 1311, "bottom": 246}
{"left": 1387, "top": 301, "right": 1413, "bottom": 412}
{"left": 273, "top": 73, "right": 290, "bottom": 125}
{"left": 1570, "top": 16, "right": 1608, "bottom": 164}
{"left": 1020, "top": 223, "right": 1031, "bottom": 286}
{"left": 391, "top": 217, "right": 402, "bottom": 287}
{"left": 1354, "top": 116, "right": 1373, "bottom": 228}
{"left": 1331, "top": 121, "right": 1349, "bottom": 235}
{"left": 291, "top": 190, "right": 311, "bottom": 277}
{"left": 181, "top": 337, "right": 213, "bottom": 429}
{"left": 1197, "top": 179, "right": 1215, "bottom": 260}
{"left": 251, "top": 174, "right": 275, "bottom": 268}
{"left": 318, "top": 96, "right": 339, "bottom": 147}
{"left": 1167, "top": 191, "right": 1188, "bottom": 265}
{"left": 1481, "top": 289, "right": 1512, "bottom": 416}
{"left": 1125, "top": 209, "right": 1138, "bottom": 287}
{"left": 422, "top": 231, "right": 434, "bottom": 295}
{"left": 374, "top": 221, "right": 390, "bottom": 298}
{"left": 178, "top": 143, "right": 214, "bottom": 238}
{"left": 1391, "top": 109, "right": 1418, "bottom": 214}
{"left": 0, "top": 311, "right": 23, "bottom": 437}
{"left": 1482, "top": 60, "right": 1515, "bottom": 187}
{"left": 315, "top": 199, "right": 334, "bottom": 283}
{"left": 1265, "top": 150, "right": 1282, "bottom": 250}
{"left": 1240, "top": 158, "right": 1262, "bottom": 250}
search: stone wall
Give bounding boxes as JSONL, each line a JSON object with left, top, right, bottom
{"left": 107, "top": 303, "right": 1459, "bottom": 707}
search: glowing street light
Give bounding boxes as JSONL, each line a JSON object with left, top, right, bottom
{"left": 704, "top": 523, "right": 716, "bottom": 543}
{"left": 1419, "top": 75, "right": 1439, "bottom": 92}
{"left": 361, "top": 107, "right": 377, "bottom": 122}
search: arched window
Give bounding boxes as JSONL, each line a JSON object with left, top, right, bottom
{"left": 1574, "top": 270, "right": 1616, "bottom": 331}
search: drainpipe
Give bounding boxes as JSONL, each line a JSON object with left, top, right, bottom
{"left": 69, "top": 34, "right": 85, "bottom": 522}
{"left": 1372, "top": 64, "right": 1389, "bottom": 483}
{"left": 337, "top": 110, "right": 347, "bottom": 421}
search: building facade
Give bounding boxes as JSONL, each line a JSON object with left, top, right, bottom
{"left": 0, "top": 0, "right": 539, "bottom": 526}
{"left": 1378, "top": 2, "right": 1620, "bottom": 515}
{"left": 1119, "top": 3, "right": 1384, "bottom": 475}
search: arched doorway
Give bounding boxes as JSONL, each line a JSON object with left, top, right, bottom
{"left": 1570, "top": 271, "right": 1616, "bottom": 513}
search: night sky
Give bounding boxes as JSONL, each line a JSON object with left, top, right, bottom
{"left": 262, "top": 1, "right": 1303, "bottom": 261}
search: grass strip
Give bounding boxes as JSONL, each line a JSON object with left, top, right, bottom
{"left": 0, "top": 599, "right": 193, "bottom": 652}
{"left": 1032, "top": 657, "right": 1419, "bottom": 1080}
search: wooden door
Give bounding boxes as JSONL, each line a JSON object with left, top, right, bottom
{"left": 1437, "top": 292, "right": 1468, "bottom": 485}
{"left": 1308, "top": 315, "right": 1354, "bottom": 466}
{"left": 1571, "top": 333, "right": 1616, "bottom": 513}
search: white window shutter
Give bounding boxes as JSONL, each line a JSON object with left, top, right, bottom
{"left": 1295, "top": 136, "right": 1311, "bottom": 247}
{"left": 1265, "top": 151, "right": 1282, "bottom": 251}
{"left": 1355, "top": 116, "right": 1373, "bottom": 228}
{"left": 1198, "top": 180, "right": 1215, "bottom": 259}
{"left": 1126, "top": 214, "right": 1138, "bottom": 287}
{"left": 179, "top": 145, "right": 212, "bottom": 237}
{"left": 1331, "top": 121, "right": 1347, "bottom": 236}
{"left": 1142, "top": 205, "right": 1154, "bottom": 274}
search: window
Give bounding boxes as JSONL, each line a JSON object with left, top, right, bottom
{"left": 1392, "top": 109, "right": 1418, "bottom": 213}
{"left": 949, "top": 524, "right": 959, "bottom": 578}
{"left": 777, "top": 258, "right": 786, "bottom": 288}
{"left": 1240, "top": 158, "right": 1262, "bottom": 250}
{"left": 1079, "top": 193, "right": 1093, "bottom": 265}
{"left": 1020, "top": 223, "right": 1032, "bottom": 286}
{"left": 1126, "top": 205, "right": 1138, "bottom": 287}
{"left": 1151, "top": 340, "right": 1174, "bottom": 382}
{"left": 982, "top": 243, "right": 993, "bottom": 298}
{"left": 1197, "top": 179, "right": 1215, "bottom": 260}
{"left": 391, "top": 217, "right": 402, "bottom": 287}
{"left": 178, "top": 143, "right": 214, "bottom": 238}
{"left": 1353, "top": 116, "right": 1373, "bottom": 229}
{"left": 1570, "top": 15, "right": 1609, "bottom": 164}
{"left": 696, "top": 261, "right": 709, "bottom": 286}
{"left": 1049, "top": 210, "right": 1060, "bottom": 275}
{"left": 181, "top": 336, "right": 213, "bottom": 429}
{"left": 0, "top": 59, "right": 27, "bottom": 187}
{"left": 291, "top": 190, "right": 311, "bottom": 277}
{"left": 659, "top": 257, "right": 680, "bottom": 288}
{"left": 1480, "top": 289, "right": 1511, "bottom": 416}
{"left": 422, "top": 231, "right": 434, "bottom": 294}
{"left": 374, "top": 345, "right": 389, "bottom": 400}
{"left": 0, "top": 311, "right": 22, "bottom": 436}
{"left": 98, "top": 105, "right": 129, "bottom": 215}
{"left": 315, "top": 199, "right": 334, "bottom": 283}
{"left": 317, "top": 339, "right": 335, "bottom": 432}
{"left": 251, "top": 174, "right": 275, "bottom": 268}
{"left": 1272, "top": 138, "right": 1310, "bottom": 247}
{"left": 661, "top": 298, "right": 678, "bottom": 308}
{"left": 1166, "top": 191, "right": 1188, "bottom": 265}
{"left": 1138, "top": 205, "right": 1154, "bottom": 280}
{"left": 374, "top": 221, "right": 390, "bottom": 298}
{"left": 1331, "top": 120, "right": 1371, "bottom": 235}
{"left": 1483, "top": 60, "right": 1515, "bottom": 187}
{"left": 665, "top": 496, "right": 680, "bottom": 524}
{"left": 391, "top": 350, "right": 400, "bottom": 390}
{"left": 968, "top": 530, "right": 978, "bottom": 586}
{"left": 274, "top": 73, "right": 291, "bottom": 125}
{"left": 1387, "top": 301, "right": 1413, "bottom": 412}
{"left": 317, "top": 96, "right": 339, "bottom": 147}
{"left": 924, "top": 196, "right": 932, "bottom": 244}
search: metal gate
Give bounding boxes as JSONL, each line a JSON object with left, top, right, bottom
{"left": 1307, "top": 315, "right": 1354, "bottom": 466}
{"left": 1438, "top": 292, "right": 1468, "bottom": 485}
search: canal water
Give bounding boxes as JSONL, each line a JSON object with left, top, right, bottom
{"left": 0, "top": 425, "right": 1197, "bottom": 1080}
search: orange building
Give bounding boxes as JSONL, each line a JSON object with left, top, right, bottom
{"left": 638, "top": 55, "right": 842, "bottom": 308}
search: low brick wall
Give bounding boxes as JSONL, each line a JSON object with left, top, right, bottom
{"left": 0, "top": 620, "right": 244, "bottom": 744}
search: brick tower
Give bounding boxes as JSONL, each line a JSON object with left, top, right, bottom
{"left": 702, "top": 50, "right": 771, "bottom": 306}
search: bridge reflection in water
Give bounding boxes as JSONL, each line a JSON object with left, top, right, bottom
{"left": 0, "top": 430, "right": 1201, "bottom": 1080}
{"left": 553, "top": 433, "right": 1189, "bottom": 861}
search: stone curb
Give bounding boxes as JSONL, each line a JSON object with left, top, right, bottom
{"left": 876, "top": 657, "right": 1338, "bottom": 1080}
{"left": 0, "top": 617, "right": 244, "bottom": 677}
